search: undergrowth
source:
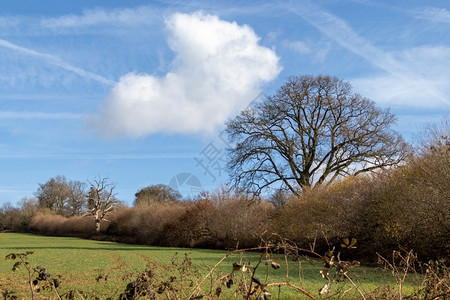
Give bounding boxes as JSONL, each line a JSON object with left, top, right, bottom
{"left": 2, "top": 236, "right": 448, "bottom": 299}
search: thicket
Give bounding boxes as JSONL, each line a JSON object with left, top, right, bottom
{"left": 0, "top": 122, "right": 448, "bottom": 263}
{"left": 273, "top": 122, "right": 449, "bottom": 260}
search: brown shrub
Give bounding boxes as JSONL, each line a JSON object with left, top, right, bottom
{"left": 29, "top": 213, "right": 95, "bottom": 235}
{"left": 0, "top": 206, "right": 28, "bottom": 232}
{"left": 272, "top": 176, "right": 371, "bottom": 251}
{"left": 209, "top": 197, "right": 274, "bottom": 249}
{"left": 109, "top": 195, "right": 274, "bottom": 249}
{"left": 107, "top": 203, "right": 187, "bottom": 245}
{"left": 134, "top": 202, "right": 187, "bottom": 245}
{"left": 60, "top": 215, "right": 96, "bottom": 234}
{"left": 108, "top": 207, "right": 136, "bottom": 238}
{"left": 361, "top": 155, "right": 450, "bottom": 260}
{"left": 162, "top": 199, "right": 215, "bottom": 248}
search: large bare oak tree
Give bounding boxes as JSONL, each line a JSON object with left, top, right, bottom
{"left": 226, "top": 75, "right": 409, "bottom": 196}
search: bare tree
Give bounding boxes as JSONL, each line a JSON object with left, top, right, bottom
{"left": 86, "top": 177, "right": 117, "bottom": 233}
{"left": 226, "top": 75, "right": 410, "bottom": 196}
{"left": 34, "top": 176, "right": 87, "bottom": 217}
{"left": 67, "top": 180, "right": 86, "bottom": 216}
{"left": 35, "top": 176, "right": 72, "bottom": 215}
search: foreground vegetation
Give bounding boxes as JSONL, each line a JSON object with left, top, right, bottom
{"left": 3, "top": 233, "right": 445, "bottom": 299}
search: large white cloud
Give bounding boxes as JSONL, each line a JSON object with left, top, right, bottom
{"left": 90, "top": 11, "right": 281, "bottom": 138}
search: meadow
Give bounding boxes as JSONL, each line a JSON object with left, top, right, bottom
{"left": 0, "top": 233, "right": 418, "bottom": 299}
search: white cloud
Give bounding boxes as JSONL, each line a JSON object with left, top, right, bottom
{"left": 89, "top": 11, "right": 281, "bottom": 138}
{"left": 414, "top": 7, "right": 450, "bottom": 24}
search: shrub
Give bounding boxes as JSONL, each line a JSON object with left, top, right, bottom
{"left": 209, "top": 196, "right": 274, "bottom": 249}
{"left": 29, "top": 213, "right": 95, "bottom": 235}
{"left": 107, "top": 203, "right": 187, "bottom": 245}
{"left": 271, "top": 177, "right": 369, "bottom": 253}
{"left": 133, "top": 202, "right": 187, "bottom": 245}
{"left": 162, "top": 199, "right": 215, "bottom": 248}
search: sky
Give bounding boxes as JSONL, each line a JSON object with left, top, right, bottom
{"left": 1, "top": 0, "right": 449, "bottom": 206}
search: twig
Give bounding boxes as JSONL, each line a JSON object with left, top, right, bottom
{"left": 343, "top": 273, "right": 366, "bottom": 300}
{"left": 266, "top": 282, "right": 317, "bottom": 300}
{"left": 245, "top": 252, "right": 265, "bottom": 300}
{"left": 284, "top": 243, "right": 290, "bottom": 283}
{"left": 188, "top": 253, "right": 230, "bottom": 299}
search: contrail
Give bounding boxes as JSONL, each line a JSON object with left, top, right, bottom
{"left": 287, "top": 1, "right": 409, "bottom": 78}
{"left": 0, "top": 38, "right": 115, "bottom": 86}
{"left": 287, "top": 1, "right": 450, "bottom": 106}
{"left": 0, "top": 111, "right": 81, "bottom": 120}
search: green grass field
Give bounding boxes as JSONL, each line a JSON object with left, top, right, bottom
{"left": 0, "top": 233, "right": 416, "bottom": 299}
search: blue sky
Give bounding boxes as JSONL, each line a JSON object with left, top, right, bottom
{"left": 1, "top": 0, "right": 449, "bottom": 206}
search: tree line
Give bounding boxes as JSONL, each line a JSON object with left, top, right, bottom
{"left": 1, "top": 176, "right": 183, "bottom": 233}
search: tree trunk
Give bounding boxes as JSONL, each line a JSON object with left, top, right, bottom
{"left": 95, "top": 219, "right": 101, "bottom": 233}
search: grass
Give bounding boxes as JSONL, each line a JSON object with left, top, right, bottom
{"left": 0, "top": 233, "right": 417, "bottom": 299}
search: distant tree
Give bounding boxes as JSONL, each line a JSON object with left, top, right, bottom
{"left": 269, "top": 189, "right": 291, "bottom": 208}
{"left": 86, "top": 177, "right": 118, "bottom": 232}
{"left": 226, "top": 75, "right": 410, "bottom": 196}
{"left": 134, "top": 184, "right": 182, "bottom": 206}
{"left": 35, "top": 176, "right": 71, "bottom": 215}
{"left": 34, "top": 176, "right": 86, "bottom": 216}
{"left": 0, "top": 202, "right": 20, "bottom": 231}
{"left": 410, "top": 118, "right": 449, "bottom": 234}
{"left": 19, "top": 196, "right": 38, "bottom": 219}
{"left": 66, "top": 180, "right": 87, "bottom": 216}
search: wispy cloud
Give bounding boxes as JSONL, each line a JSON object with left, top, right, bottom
{"left": 282, "top": 38, "right": 330, "bottom": 62}
{"left": 0, "top": 39, "right": 115, "bottom": 86}
{"left": 90, "top": 11, "right": 281, "bottom": 138}
{"left": 0, "top": 16, "right": 22, "bottom": 28}
{"left": 0, "top": 111, "right": 81, "bottom": 120}
{"left": 287, "top": 1, "right": 450, "bottom": 107}
{"left": 352, "top": 46, "right": 450, "bottom": 108}
{"left": 283, "top": 40, "right": 311, "bottom": 54}
{"left": 0, "top": 151, "right": 194, "bottom": 160}
{"left": 414, "top": 7, "right": 450, "bottom": 24}
{"left": 41, "top": 5, "right": 161, "bottom": 28}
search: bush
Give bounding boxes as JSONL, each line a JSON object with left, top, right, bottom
{"left": 29, "top": 213, "right": 95, "bottom": 235}
{"left": 161, "top": 199, "right": 215, "bottom": 248}
{"left": 0, "top": 203, "right": 33, "bottom": 232}
{"left": 107, "top": 203, "right": 187, "bottom": 245}
{"left": 209, "top": 196, "right": 274, "bottom": 249}
{"left": 272, "top": 150, "right": 450, "bottom": 262}
{"left": 108, "top": 192, "right": 274, "bottom": 249}
{"left": 272, "top": 176, "right": 369, "bottom": 253}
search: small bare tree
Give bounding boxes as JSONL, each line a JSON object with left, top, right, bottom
{"left": 86, "top": 177, "right": 117, "bottom": 233}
